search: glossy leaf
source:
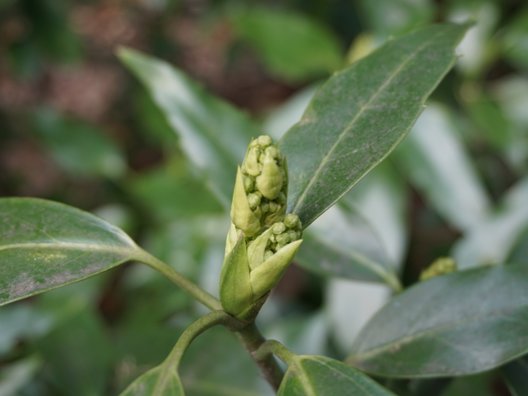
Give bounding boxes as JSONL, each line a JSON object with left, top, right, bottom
{"left": 231, "top": 7, "right": 342, "bottom": 81}
{"left": 278, "top": 355, "right": 395, "bottom": 396}
{"left": 0, "top": 198, "right": 143, "bottom": 306}
{"left": 119, "top": 48, "right": 259, "bottom": 207}
{"left": 280, "top": 23, "right": 468, "bottom": 227}
{"left": 348, "top": 264, "right": 528, "bottom": 377}
{"left": 396, "top": 104, "right": 490, "bottom": 231}
{"left": 453, "top": 178, "right": 528, "bottom": 269}
{"left": 120, "top": 365, "right": 184, "bottom": 396}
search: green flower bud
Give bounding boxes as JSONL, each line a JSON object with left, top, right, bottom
{"left": 220, "top": 235, "right": 253, "bottom": 317}
{"left": 221, "top": 135, "right": 301, "bottom": 319}
{"left": 420, "top": 257, "right": 457, "bottom": 281}
{"left": 229, "top": 135, "right": 287, "bottom": 237}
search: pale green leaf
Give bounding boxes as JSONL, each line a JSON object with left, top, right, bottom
{"left": 120, "top": 365, "right": 184, "bottom": 396}
{"left": 396, "top": 103, "right": 491, "bottom": 231}
{"left": 453, "top": 178, "right": 528, "bottom": 269}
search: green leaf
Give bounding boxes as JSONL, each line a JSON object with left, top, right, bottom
{"left": 120, "top": 365, "right": 184, "bottom": 396}
{"left": 278, "top": 355, "right": 396, "bottom": 396}
{"left": 396, "top": 103, "right": 490, "bottom": 231}
{"left": 230, "top": 7, "right": 342, "bottom": 82}
{"left": 32, "top": 107, "right": 126, "bottom": 179}
{"left": 0, "top": 198, "right": 143, "bottom": 306}
{"left": 501, "top": 356, "right": 528, "bottom": 396}
{"left": 118, "top": 48, "right": 260, "bottom": 207}
{"left": 348, "top": 264, "right": 528, "bottom": 377}
{"left": 280, "top": 23, "right": 468, "bottom": 227}
{"left": 453, "top": 178, "right": 528, "bottom": 269}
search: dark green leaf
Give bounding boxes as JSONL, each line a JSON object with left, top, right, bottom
{"left": 118, "top": 48, "right": 259, "bottom": 207}
{"left": 0, "top": 198, "right": 143, "bottom": 306}
{"left": 501, "top": 356, "right": 528, "bottom": 396}
{"left": 348, "top": 264, "right": 528, "bottom": 377}
{"left": 441, "top": 373, "right": 497, "bottom": 396}
{"left": 231, "top": 7, "right": 342, "bottom": 81}
{"left": 280, "top": 23, "right": 468, "bottom": 227}
{"left": 278, "top": 355, "right": 395, "bottom": 395}
{"left": 501, "top": 8, "right": 528, "bottom": 71}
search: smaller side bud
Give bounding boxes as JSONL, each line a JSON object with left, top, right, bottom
{"left": 420, "top": 257, "right": 457, "bottom": 281}
{"left": 219, "top": 235, "right": 254, "bottom": 317}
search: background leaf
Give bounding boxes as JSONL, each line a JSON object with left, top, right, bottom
{"left": 118, "top": 48, "right": 259, "bottom": 207}
{"left": 32, "top": 107, "right": 126, "bottom": 179}
{"left": 348, "top": 264, "right": 528, "bottom": 377}
{"left": 0, "top": 198, "right": 142, "bottom": 306}
{"left": 278, "top": 355, "right": 395, "bottom": 396}
{"left": 280, "top": 23, "right": 468, "bottom": 227}
{"left": 453, "top": 177, "right": 528, "bottom": 269}
{"left": 230, "top": 7, "right": 342, "bottom": 82}
{"left": 501, "top": 356, "right": 528, "bottom": 396}
{"left": 396, "top": 103, "right": 491, "bottom": 231}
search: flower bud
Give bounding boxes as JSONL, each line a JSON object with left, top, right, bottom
{"left": 229, "top": 135, "right": 287, "bottom": 237}
{"left": 221, "top": 135, "right": 302, "bottom": 319}
{"left": 420, "top": 257, "right": 457, "bottom": 281}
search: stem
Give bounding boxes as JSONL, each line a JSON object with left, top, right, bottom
{"left": 235, "top": 323, "right": 284, "bottom": 391}
{"left": 136, "top": 249, "right": 222, "bottom": 311}
{"left": 255, "top": 339, "right": 296, "bottom": 366}
{"left": 166, "top": 310, "right": 243, "bottom": 370}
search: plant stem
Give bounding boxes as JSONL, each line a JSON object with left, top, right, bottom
{"left": 136, "top": 249, "right": 222, "bottom": 311}
{"left": 235, "top": 323, "right": 284, "bottom": 391}
{"left": 254, "top": 339, "right": 296, "bottom": 366}
{"left": 166, "top": 310, "right": 243, "bottom": 370}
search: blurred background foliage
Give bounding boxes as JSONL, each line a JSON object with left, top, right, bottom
{"left": 0, "top": 0, "right": 527, "bottom": 395}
